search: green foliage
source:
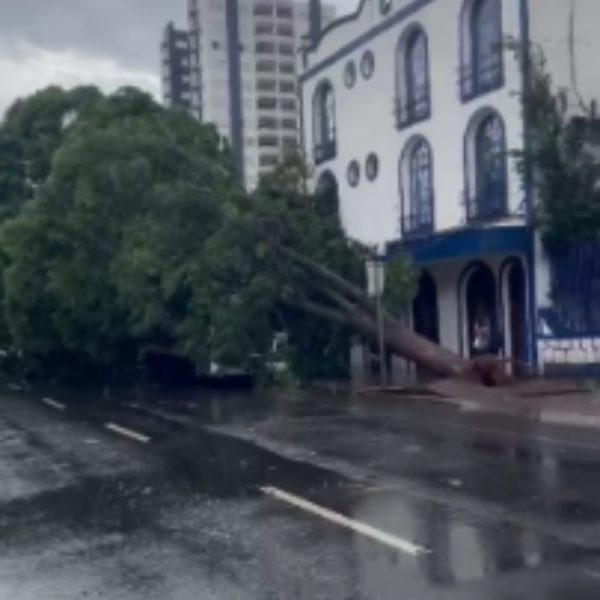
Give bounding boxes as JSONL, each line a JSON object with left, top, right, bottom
{"left": 0, "top": 86, "right": 103, "bottom": 219}
{"left": 383, "top": 254, "right": 416, "bottom": 317}
{"left": 0, "top": 87, "right": 235, "bottom": 375}
{"left": 513, "top": 45, "right": 600, "bottom": 246}
{"left": 0, "top": 87, "right": 413, "bottom": 383}
{"left": 205, "top": 154, "right": 363, "bottom": 380}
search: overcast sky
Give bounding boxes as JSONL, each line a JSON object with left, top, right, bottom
{"left": 0, "top": 0, "right": 358, "bottom": 118}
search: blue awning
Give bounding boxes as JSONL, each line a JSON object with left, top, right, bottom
{"left": 386, "top": 225, "right": 531, "bottom": 265}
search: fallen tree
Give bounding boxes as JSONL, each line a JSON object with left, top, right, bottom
{"left": 0, "top": 86, "right": 505, "bottom": 384}
{"left": 279, "top": 247, "right": 469, "bottom": 379}
{"left": 206, "top": 156, "right": 509, "bottom": 385}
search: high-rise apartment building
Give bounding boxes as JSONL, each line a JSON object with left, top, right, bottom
{"left": 163, "top": 0, "right": 334, "bottom": 188}
{"left": 161, "top": 22, "right": 193, "bottom": 112}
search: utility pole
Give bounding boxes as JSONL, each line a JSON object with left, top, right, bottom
{"left": 375, "top": 259, "right": 387, "bottom": 387}
{"left": 367, "top": 247, "right": 387, "bottom": 387}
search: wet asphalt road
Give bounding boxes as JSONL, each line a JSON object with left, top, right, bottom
{"left": 2, "top": 391, "right": 600, "bottom": 599}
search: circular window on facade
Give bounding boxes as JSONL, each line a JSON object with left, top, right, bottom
{"left": 344, "top": 61, "right": 357, "bottom": 88}
{"left": 380, "top": 0, "right": 392, "bottom": 15}
{"left": 347, "top": 160, "right": 360, "bottom": 187}
{"left": 360, "top": 50, "right": 375, "bottom": 79}
{"left": 365, "top": 153, "right": 379, "bottom": 181}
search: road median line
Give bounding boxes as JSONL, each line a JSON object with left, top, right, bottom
{"left": 105, "top": 422, "right": 151, "bottom": 444}
{"left": 260, "top": 485, "right": 428, "bottom": 556}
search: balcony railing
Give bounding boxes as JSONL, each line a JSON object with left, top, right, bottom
{"left": 394, "top": 87, "right": 430, "bottom": 129}
{"left": 464, "top": 187, "right": 508, "bottom": 224}
{"left": 401, "top": 206, "right": 434, "bottom": 239}
{"left": 314, "top": 139, "right": 337, "bottom": 165}
{"left": 459, "top": 56, "right": 503, "bottom": 101}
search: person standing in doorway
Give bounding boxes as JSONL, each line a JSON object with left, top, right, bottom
{"left": 472, "top": 305, "right": 492, "bottom": 357}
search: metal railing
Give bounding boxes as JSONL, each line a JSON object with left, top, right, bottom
{"left": 314, "top": 139, "right": 337, "bottom": 165}
{"left": 459, "top": 57, "right": 503, "bottom": 101}
{"left": 401, "top": 208, "right": 434, "bottom": 239}
{"left": 464, "top": 188, "right": 508, "bottom": 223}
{"left": 394, "top": 86, "right": 430, "bottom": 129}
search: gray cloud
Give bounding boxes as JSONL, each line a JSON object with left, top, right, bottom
{"left": 0, "top": 0, "right": 185, "bottom": 71}
{"left": 0, "top": 0, "right": 356, "bottom": 116}
{"left": 0, "top": 0, "right": 356, "bottom": 70}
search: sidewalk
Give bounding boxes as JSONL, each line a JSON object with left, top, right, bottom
{"left": 418, "top": 378, "right": 600, "bottom": 429}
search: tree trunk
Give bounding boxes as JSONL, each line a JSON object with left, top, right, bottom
{"left": 343, "top": 304, "right": 469, "bottom": 379}
{"left": 284, "top": 250, "right": 510, "bottom": 386}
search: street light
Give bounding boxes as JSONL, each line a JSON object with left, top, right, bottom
{"left": 366, "top": 246, "right": 387, "bottom": 388}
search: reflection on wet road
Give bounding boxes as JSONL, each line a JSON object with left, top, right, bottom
{"left": 2, "top": 390, "right": 600, "bottom": 599}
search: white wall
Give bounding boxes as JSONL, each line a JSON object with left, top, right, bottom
{"left": 429, "top": 262, "right": 462, "bottom": 353}
{"left": 301, "top": 0, "right": 527, "bottom": 246}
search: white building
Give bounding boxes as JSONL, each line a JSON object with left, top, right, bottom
{"left": 185, "top": 0, "right": 335, "bottom": 189}
{"left": 300, "top": 0, "right": 600, "bottom": 377}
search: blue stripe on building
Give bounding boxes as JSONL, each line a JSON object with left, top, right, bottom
{"left": 300, "top": 0, "right": 437, "bottom": 83}
{"left": 387, "top": 225, "right": 530, "bottom": 265}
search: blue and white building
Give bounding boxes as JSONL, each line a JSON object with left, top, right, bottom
{"left": 300, "top": 0, "right": 600, "bottom": 376}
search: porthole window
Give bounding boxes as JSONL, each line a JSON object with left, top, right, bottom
{"left": 380, "top": 0, "right": 392, "bottom": 15}
{"left": 360, "top": 50, "right": 375, "bottom": 79}
{"left": 365, "top": 153, "right": 379, "bottom": 181}
{"left": 347, "top": 160, "right": 360, "bottom": 187}
{"left": 344, "top": 61, "right": 357, "bottom": 88}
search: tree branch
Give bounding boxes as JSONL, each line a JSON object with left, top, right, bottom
{"left": 281, "top": 297, "right": 351, "bottom": 328}
{"left": 279, "top": 246, "right": 375, "bottom": 315}
{"left": 311, "top": 279, "right": 364, "bottom": 317}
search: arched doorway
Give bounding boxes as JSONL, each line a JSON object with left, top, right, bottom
{"left": 504, "top": 259, "right": 527, "bottom": 374}
{"left": 413, "top": 270, "right": 439, "bottom": 343}
{"left": 464, "top": 263, "right": 498, "bottom": 358}
{"left": 315, "top": 170, "right": 339, "bottom": 219}
{"left": 412, "top": 271, "right": 439, "bottom": 380}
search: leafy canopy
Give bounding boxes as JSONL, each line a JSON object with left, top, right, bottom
{"left": 0, "top": 85, "right": 416, "bottom": 381}
{"left": 513, "top": 46, "right": 600, "bottom": 246}
{"left": 0, "top": 87, "right": 235, "bottom": 374}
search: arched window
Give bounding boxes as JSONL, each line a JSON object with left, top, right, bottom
{"left": 465, "top": 110, "right": 507, "bottom": 222}
{"left": 460, "top": 0, "right": 503, "bottom": 100}
{"left": 395, "top": 26, "right": 430, "bottom": 128}
{"left": 312, "top": 81, "right": 336, "bottom": 164}
{"left": 401, "top": 137, "right": 434, "bottom": 237}
{"left": 315, "top": 170, "right": 340, "bottom": 219}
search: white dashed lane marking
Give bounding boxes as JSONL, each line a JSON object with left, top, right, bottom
{"left": 105, "top": 423, "right": 151, "bottom": 444}
{"left": 261, "top": 486, "right": 429, "bottom": 556}
{"left": 41, "top": 398, "right": 66, "bottom": 412}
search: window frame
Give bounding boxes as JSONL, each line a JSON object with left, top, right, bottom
{"left": 312, "top": 80, "right": 337, "bottom": 165}
{"left": 464, "top": 109, "right": 509, "bottom": 223}
{"left": 365, "top": 153, "right": 380, "bottom": 182}
{"left": 380, "top": 0, "right": 392, "bottom": 15}
{"left": 395, "top": 25, "right": 431, "bottom": 130}
{"left": 347, "top": 160, "right": 361, "bottom": 188}
{"left": 400, "top": 136, "right": 435, "bottom": 238}
{"left": 459, "top": 0, "right": 504, "bottom": 102}
{"left": 360, "top": 50, "right": 375, "bottom": 80}
{"left": 344, "top": 60, "right": 357, "bottom": 89}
